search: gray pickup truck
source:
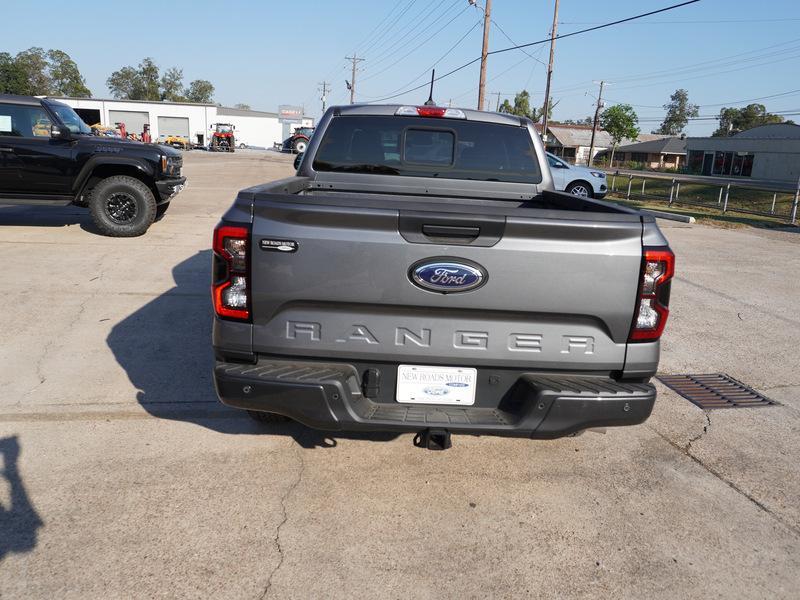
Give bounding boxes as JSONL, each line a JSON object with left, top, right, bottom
{"left": 211, "top": 104, "right": 674, "bottom": 448}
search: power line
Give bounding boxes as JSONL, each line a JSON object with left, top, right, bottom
{"left": 559, "top": 18, "right": 800, "bottom": 25}
{"left": 360, "top": 4, "right": 471, "bottom": 84}
{"left": 366, "top": 0, "right": 458, "bottom": 68}
{"left": 607, "top": 88, "right": 800, "bottom": 110}
{"left": 360, "top": 18, "right": 483, "bottom": 99}
{"left": 359, "top": 0, "right": 421, "bottom": 57}
{"left": 365, "top": 0, "right": 700, "bottom": 104}
{"left": 549, "top": 37, "right": 800, "bottom": 95}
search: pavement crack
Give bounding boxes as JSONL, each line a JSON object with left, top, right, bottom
{"left": 685, "top": 411, "right": 711, "bottom": 453}
{"left": 647, "top": 423, "right": 800, "bottom": 538}
{"left": 260, "top": 446, "right": 305, "bottom": 600}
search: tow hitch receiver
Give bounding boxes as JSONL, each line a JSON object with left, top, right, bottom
{"left": 415, "top": 428, "right": 452, "bottom": 451}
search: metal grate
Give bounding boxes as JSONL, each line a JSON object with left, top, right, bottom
{"left": 656, "top": 374, "right": 778, "bottom": 409}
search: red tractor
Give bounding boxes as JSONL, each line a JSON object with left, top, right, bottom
{"left": 209, "top": 123, "right": 235, "bottom": 152}
{"left": 282, "top": 126, "right": 315, "bottom": 154}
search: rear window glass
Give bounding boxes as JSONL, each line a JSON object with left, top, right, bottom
{"left": 312, "top": 115, "right": 541, "bottom": 184}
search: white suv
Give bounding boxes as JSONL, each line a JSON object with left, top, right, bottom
{"left": 546, "top": 152, "right": 607, "bottom": 198}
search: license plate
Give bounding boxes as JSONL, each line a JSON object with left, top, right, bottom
{"left": 396, "top": 365, "right": 477, "bottom": 406}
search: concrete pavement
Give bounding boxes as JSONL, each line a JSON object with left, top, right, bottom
{"left": 1, "top": 150, "right": 798, "bottom": 599}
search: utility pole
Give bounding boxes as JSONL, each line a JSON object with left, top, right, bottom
{"left": 541, "top": 0, "right": 560, "bottom": 139}
{"left": 318, "top": 81, "right": 330, "bottom": 113}
{"left": 477, "top": 0, "right": 492, "bottom": 110}
{"left": 491, "top": 91, "right": 502, "bottom": 112}
{"left": 345, "top": 55, "right": 365, "bottom": 104}
{"left": 587, "top": 80, "right": 606, "bottom": 167}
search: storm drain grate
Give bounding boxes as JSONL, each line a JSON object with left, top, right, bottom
{"left": 656, "top": 374, "right": 779, "bottom": 409}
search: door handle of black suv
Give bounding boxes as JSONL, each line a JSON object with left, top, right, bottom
{"left": 0, "top": 147, "right": 14, "bottom": 152}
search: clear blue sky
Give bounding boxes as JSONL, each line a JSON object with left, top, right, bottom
{"left": 4, "top": 0, "right": 799, "bottom": 135}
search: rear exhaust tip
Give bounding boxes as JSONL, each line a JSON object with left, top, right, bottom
{"left": 414, "top": 428, "right": 452, "bottom": 451}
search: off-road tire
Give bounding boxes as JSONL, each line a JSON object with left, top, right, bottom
{"left": 293, "top": 138, "right": 308, "bottom": 154}
{"left": 246, "top": 410, "right": 291, "bottom": 423}
{"left": 89, "top": 175, "right": 157, "bottom": 237}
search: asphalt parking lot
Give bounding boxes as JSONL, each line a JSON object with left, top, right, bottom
{"left": 1, "top": 150, "right": 799, "bottom": 599}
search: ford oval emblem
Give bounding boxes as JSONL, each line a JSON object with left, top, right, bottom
{"left": 410, "top": 259, "right": 486, "bottom": 293}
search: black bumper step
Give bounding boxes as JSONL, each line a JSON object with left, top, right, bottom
{"left": 214, "top": 360, "right": 656, "bottom": 438}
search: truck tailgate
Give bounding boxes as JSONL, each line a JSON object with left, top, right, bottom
{"left": 249, "top": 197, "right": 643, "bottom": 373}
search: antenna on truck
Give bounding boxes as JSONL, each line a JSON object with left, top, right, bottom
{"left": 423, "top": 70, "right": 436, "bottom": 106}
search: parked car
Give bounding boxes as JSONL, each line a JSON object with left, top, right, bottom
{"left": 546, "top": 152, "right": 607, "bottom": 198}
{"left": 212, "top": 104, "right": 674, "bottom": 448}
{"left": 0, "top": 94, "right": 186, "bottom": 236}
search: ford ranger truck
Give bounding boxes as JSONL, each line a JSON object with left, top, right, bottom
{"left": 211, "top": 104, "right": 674, "bottom": 445}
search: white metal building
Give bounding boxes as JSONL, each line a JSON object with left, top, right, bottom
{"left": 52, "top": 97, "right": 313, "bottom": 148}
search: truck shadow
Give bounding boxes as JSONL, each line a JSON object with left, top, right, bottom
{"left": 106, "top": 250, "right": 399, "bottom": 448}
{"left": 0, "top": 205, "right": 103, "bottom": 235}
{"left": 0, "top": 436, "right": 44, "bottom": 560}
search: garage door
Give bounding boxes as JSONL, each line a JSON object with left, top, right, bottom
{"left": 157, "top": 116, "right": 189, "bottom": 138}
{"left": 109, "top": 110, "right": 149, "bottom": 135}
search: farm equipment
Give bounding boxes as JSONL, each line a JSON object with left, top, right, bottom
{"left": 209, "top": 123, "right": 235, "bottom": 152}
{"left": 282, "top": 126, "right": 314, "bottom": 154}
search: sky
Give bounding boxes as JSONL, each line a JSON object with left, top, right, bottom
{"left": 3, "top": 0, "right": 800, "bottom": 135}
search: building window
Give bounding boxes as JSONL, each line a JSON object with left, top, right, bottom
{"left": 731, "top": 152, "right": 754, "bottom": 177}
{"left": 687, "top": 150, "right": 704, "bottom": 174}
{"left": 631, "top": 152, "right": 648, "bottom": 162}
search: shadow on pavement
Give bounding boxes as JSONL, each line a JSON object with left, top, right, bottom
{"left": 0, "top": 205, "right": 102, "bottom": 234}
{"left": 0, "top": 436, "right": 43, "bottom": 560}
{"left": 107, "top": 250, "right": 399, "bottom": 448}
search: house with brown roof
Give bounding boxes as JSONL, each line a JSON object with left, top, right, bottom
{"left": 536, "top": 123, "right": 665, "bottom": 165}
{"left": 608, "top": 136, "right": 687, "bottom": 170}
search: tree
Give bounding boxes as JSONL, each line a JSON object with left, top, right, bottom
{"left": 561, "top": 116, "right": 593, "bottom": 126}
{"left": 0, "top": 52, "right": 26, "bottom": 94}
{"left": 186, "top": 79, "right": 214, "bottom": 103}
{"left": 46, "top": 49, "right": 91, "bottom": 97}
{"left": 13, "top": 48, "right": 51, "bottom": 95}
{"left": 655, "top": 88, "right": 698, "bottom": 135}
{"left": 107, "top": 58, "right": 163, "bottom": 101}
{"left": 160, "top": 67, "right": 185, "bottom": 102}
{"left": 498, "top": 90, "right": 555, "bottom": 122}
{"left": 712, "top": 103, "right": 785, "bottom": 136}
{"left": 599, "top": 104, "right": 640, "bottom": 167}
{"left": 0, "top": 48, "right": 90, "bottom": 97}
{"left": 106, "top": 66, "right": 140, "bottom": 99}
{"left": 234, "top": 103, "right": 251, "bottom": 110}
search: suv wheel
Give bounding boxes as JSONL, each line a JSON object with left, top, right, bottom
{"left": 566, "top": 181, "right": 592, "bottom": 197}
{"left": 89, "top": 175, "right": 157, "bottom": 237}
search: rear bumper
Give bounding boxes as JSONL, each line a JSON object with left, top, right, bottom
{"left": 213, "top": 359, "right": 656, "bottom": 438}
{"left": 155, "top": 176, "right": 186, "bottom": 203}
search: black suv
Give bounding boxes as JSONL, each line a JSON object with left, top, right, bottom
{"left": 0, "top": 94, "right": 186, "bottom": 236}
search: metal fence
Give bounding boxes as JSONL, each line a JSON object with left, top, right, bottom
{"left": 607, "top": 173, "right": 799, "bottom": 224}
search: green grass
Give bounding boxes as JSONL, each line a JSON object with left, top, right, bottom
{"left": 607, "top": 198, "right": 797, "bottom": 230}
{"left": 606, "top": 175, "right": 797, "bottom": 222}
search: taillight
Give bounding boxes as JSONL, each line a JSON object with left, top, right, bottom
{"left": 629, "top": 247, "right": 675, "bottom": 342}
{"left": 395, "top": 106, "right": 467, "bottom": 119}
{"left": 212, "top": 224, "right": 250, "bottom": 320}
